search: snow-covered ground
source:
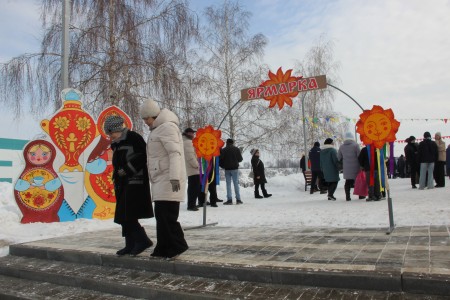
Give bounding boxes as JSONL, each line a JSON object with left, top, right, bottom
{"left": 1, "top": 171, "right": 449, "bottom": 257}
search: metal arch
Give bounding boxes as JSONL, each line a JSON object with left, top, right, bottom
{"left": 327, "top": 83, "right": 364, "bottom": 111}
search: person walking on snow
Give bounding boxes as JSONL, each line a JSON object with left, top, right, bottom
{"left": 220, "top": 138, "right": 243, "bottom": 205}
{"left": 320, "top": 138, "right": 340, "bottom": 201}
{"left": 140, "top": 98, "right": 188, "bottom": 260}
{"left": 337, "top": 132, "right": 361, "bottom": 201}
{"left": 418, "top": 131, "right": 438, "bottom": 190}
{"left": 182, "top": 127, "right": 201, "bottom": 211}
{"left": 250, "top": 148, "right": 272, "bottom": 199}
{"left": 104, "top": 115, "right": 154, "bottom": 257}
{"left": 433, "top": 132, "right": 446, "bottom": 187}
{"left": 309, "top": 142, "right": 326, "bottom": 194}
{"left": 404, "top": 136, "right": 419, "bottom": 188}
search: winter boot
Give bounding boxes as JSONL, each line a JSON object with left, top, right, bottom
{"left": 116, "top": 235, "right": 134, "bottom": 256}
{"left": 130, "top": 227, "right": 153, "bottom": 256}
{"left": 254, "top": 191, "right": 263, "bottom": 199}
{"left": 262, "top": 190, "right": 272, "bottom": 198}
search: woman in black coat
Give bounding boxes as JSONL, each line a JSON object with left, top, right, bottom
{"left": 250, "top": 149, "right": 272, "bottom": 198}
{"left": 104, "top": 115, "right": 154, "bottom": 256}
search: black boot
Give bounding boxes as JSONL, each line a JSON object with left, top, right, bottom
{"left": 262, "top": 190, "right": 272, "bottom": 198}
{"left": 130, "top": 227, "right": 153, "bottom": 256}
{"left": 116, "top": 235, "right": 134, "bottom": 256}
{"left": 254, "top": 191, "right": 263, "bottom": 199}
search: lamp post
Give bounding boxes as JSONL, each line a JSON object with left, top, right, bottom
{"left": 327, "top": 83, "right": 395, "bottom": 234}
{"left": 61, "top": 0, "right": 70, "bottom": 89}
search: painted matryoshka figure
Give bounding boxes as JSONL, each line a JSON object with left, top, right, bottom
{"left": 14, "top": 140, "right": 64, "bottom": 223}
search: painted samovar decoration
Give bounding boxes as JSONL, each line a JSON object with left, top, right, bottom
{"left": 14, "top": 88, "right": 134, "bottom": 223}
{"left": 14, "top": 140, "right": 64, "bottom": 223}
{"left": 41, "top": 88, "right": 97, "bottom": 172}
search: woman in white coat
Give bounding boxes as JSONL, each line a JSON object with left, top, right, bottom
{"left": 140, "top": 98, "right": 188, "bottom": 260}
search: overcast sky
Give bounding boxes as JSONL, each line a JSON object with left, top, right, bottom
{"left": 1, "top": 0, "right": 450, "bottom": 153}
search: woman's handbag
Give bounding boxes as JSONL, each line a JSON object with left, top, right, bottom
{"left": 353, "top": 170, "right": 368, "bottom": 196}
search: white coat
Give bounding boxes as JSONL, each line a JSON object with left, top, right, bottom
{"left": 146, "top": 109, "right": 186, "bottom": 202}
{"left": 183, "top": 135, "right": 199, "bottom": 176}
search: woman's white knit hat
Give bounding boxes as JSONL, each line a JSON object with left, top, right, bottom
{"left": 140, "top": 98, "right": 161, "bottom": 118}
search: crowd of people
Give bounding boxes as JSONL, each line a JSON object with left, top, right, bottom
{"left": 105, "top": 98, "right": 270, "bottom": 260}
{"left": 403, "top": 132, "right": 448, "bottom": 189}
{"left": 105, "top": 99, "right": 447, "bottom": 259}
{"left": 304, "top": 130, "right": 448, "bottom": 202}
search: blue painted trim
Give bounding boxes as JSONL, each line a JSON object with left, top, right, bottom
{"left": 0, "top": 178, "right": 13, "bottom": 183}
{"left": 0, "top": 160, "right": 13, "bottom": 167}
{"left": 0, "top": 138, "right": 29, "bottom": 150}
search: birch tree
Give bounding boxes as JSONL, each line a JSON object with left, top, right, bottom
{"left": 193, "top": 0, "right": 268, "bottom": 141}
{"left": 0, "top": 0, "right": 198, "bottom": 131}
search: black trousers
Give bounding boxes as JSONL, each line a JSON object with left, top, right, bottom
{"left": 408, "top": 163, "right": 418, "bottom": 186}
{"left": 311, "top": 170, "right": 324, "bottom": 191}
{"left": 366, "top": 170, "right": 381, "bottom": 199}
{"left": 198, "top": 171, "right": 218, "bottom": 205}
{"left": 187, "top": 175, "right": 201, "bottom": 209}
{"left": 434, "top": 161, "right": 446, "bottom": 187}
{"left": 121, "top": 219, "right": 140, "bottom": 237}
{"left": 254, "top": 182, "right": 267, "bottom": 195}
{"left": 327, "top": 182, "right": 338, "bottom": 197}
{"left": 344, "top": 179, "right": 355, "bottom": 196}
{"left": 152, "top": 201, "right": 188, "bottom": 258}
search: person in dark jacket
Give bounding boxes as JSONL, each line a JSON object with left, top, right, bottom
{"left": 105, "top": 115, "right": 154, "bottom": 256}
{"left": 359, "top": 146, "right": 381, "bottom": 201}
{"left": 404, "top": 136, "right": 419, "bottom": 188}
{"left": 300, "top": 154, "right": 306, "bottom": 174}
{"left": 220, "top": 138, "right": 243, "bottom": 205}
{"left": 397, "top": 154, "right": 406, "bottom": 178}
{"left": 320, "top": 138, "right": 340, "bottom": 200}
{"left": 447, "top": 144, "right": 450, "bottom": 180}
{"left": 309, "top": 142, "right": 326, "bottom": 194}
{"left": 250, "top": 148, "right": 272, "bottom": 199}
{"left": 433, "top": 132, "right": 446, "bottom": 187}
{"left": 418, "top": 131, "right": 438, "bottom": 189}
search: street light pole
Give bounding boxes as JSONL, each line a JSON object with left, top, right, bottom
{"left": 61, "top": 0, "right": 70, "bottom": 89}
{"left": 327, "top": 82, "right": 395, "bottom": 234}
{"left": 301, "top": 92, "right": 309, "bottom": 171}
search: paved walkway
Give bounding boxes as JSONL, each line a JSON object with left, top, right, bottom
{"left": 11, "top": 224, "right": 450, "bottom": 296}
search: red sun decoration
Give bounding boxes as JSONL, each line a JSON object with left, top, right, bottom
{"left": 192, "top": 125, "right": 224, "bottom": 161}
{"left": 356, "top": 105, "right": 400, "bottom": 149}
{"left": 260, "top": 67, "right": 301, "bottom": 109}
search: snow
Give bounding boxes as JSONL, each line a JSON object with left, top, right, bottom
{"left": 1, "top": 171, "right": 449, "bottom": 257}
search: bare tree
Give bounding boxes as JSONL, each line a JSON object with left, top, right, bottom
{"left": 192, "top": 0, "right": 268, "bottom": 140}
{"left": 295, "top": 36, "right": 345, "bottom": 147}
{"left": 0, "top": 0, "right": 198, "bottom": 132}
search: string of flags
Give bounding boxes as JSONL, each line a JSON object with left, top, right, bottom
{"left": 304, "top": 117, "right": 450, "bottom": 124}
{"left": 355, "top": 136, "right": 450, "bottom": 147}
{"left": 394, "top": 136, "right": 450, "bottom": 143}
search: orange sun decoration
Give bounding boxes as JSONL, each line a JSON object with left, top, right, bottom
{"left": 192, "top": 125, "right": 225, "bottom": 161}
{"left": 356, "top": 105, "right": 400, "bottom": 149}
{"left": 260, "top": 67, "right": 301, "bottom": 109}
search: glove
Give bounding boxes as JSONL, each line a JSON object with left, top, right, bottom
{"left": 170, "top": 180, "right": 180, "bottom": 192}
{"left": 117, "top": 169, "right": 126, "bottom": 177}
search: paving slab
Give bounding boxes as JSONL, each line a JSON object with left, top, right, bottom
{"left": 6, "top": 225, "right": 450, "bottom": 296}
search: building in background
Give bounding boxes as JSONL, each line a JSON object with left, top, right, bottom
{"left": 0, "top": 138, "right": 28, "bottom": 183}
